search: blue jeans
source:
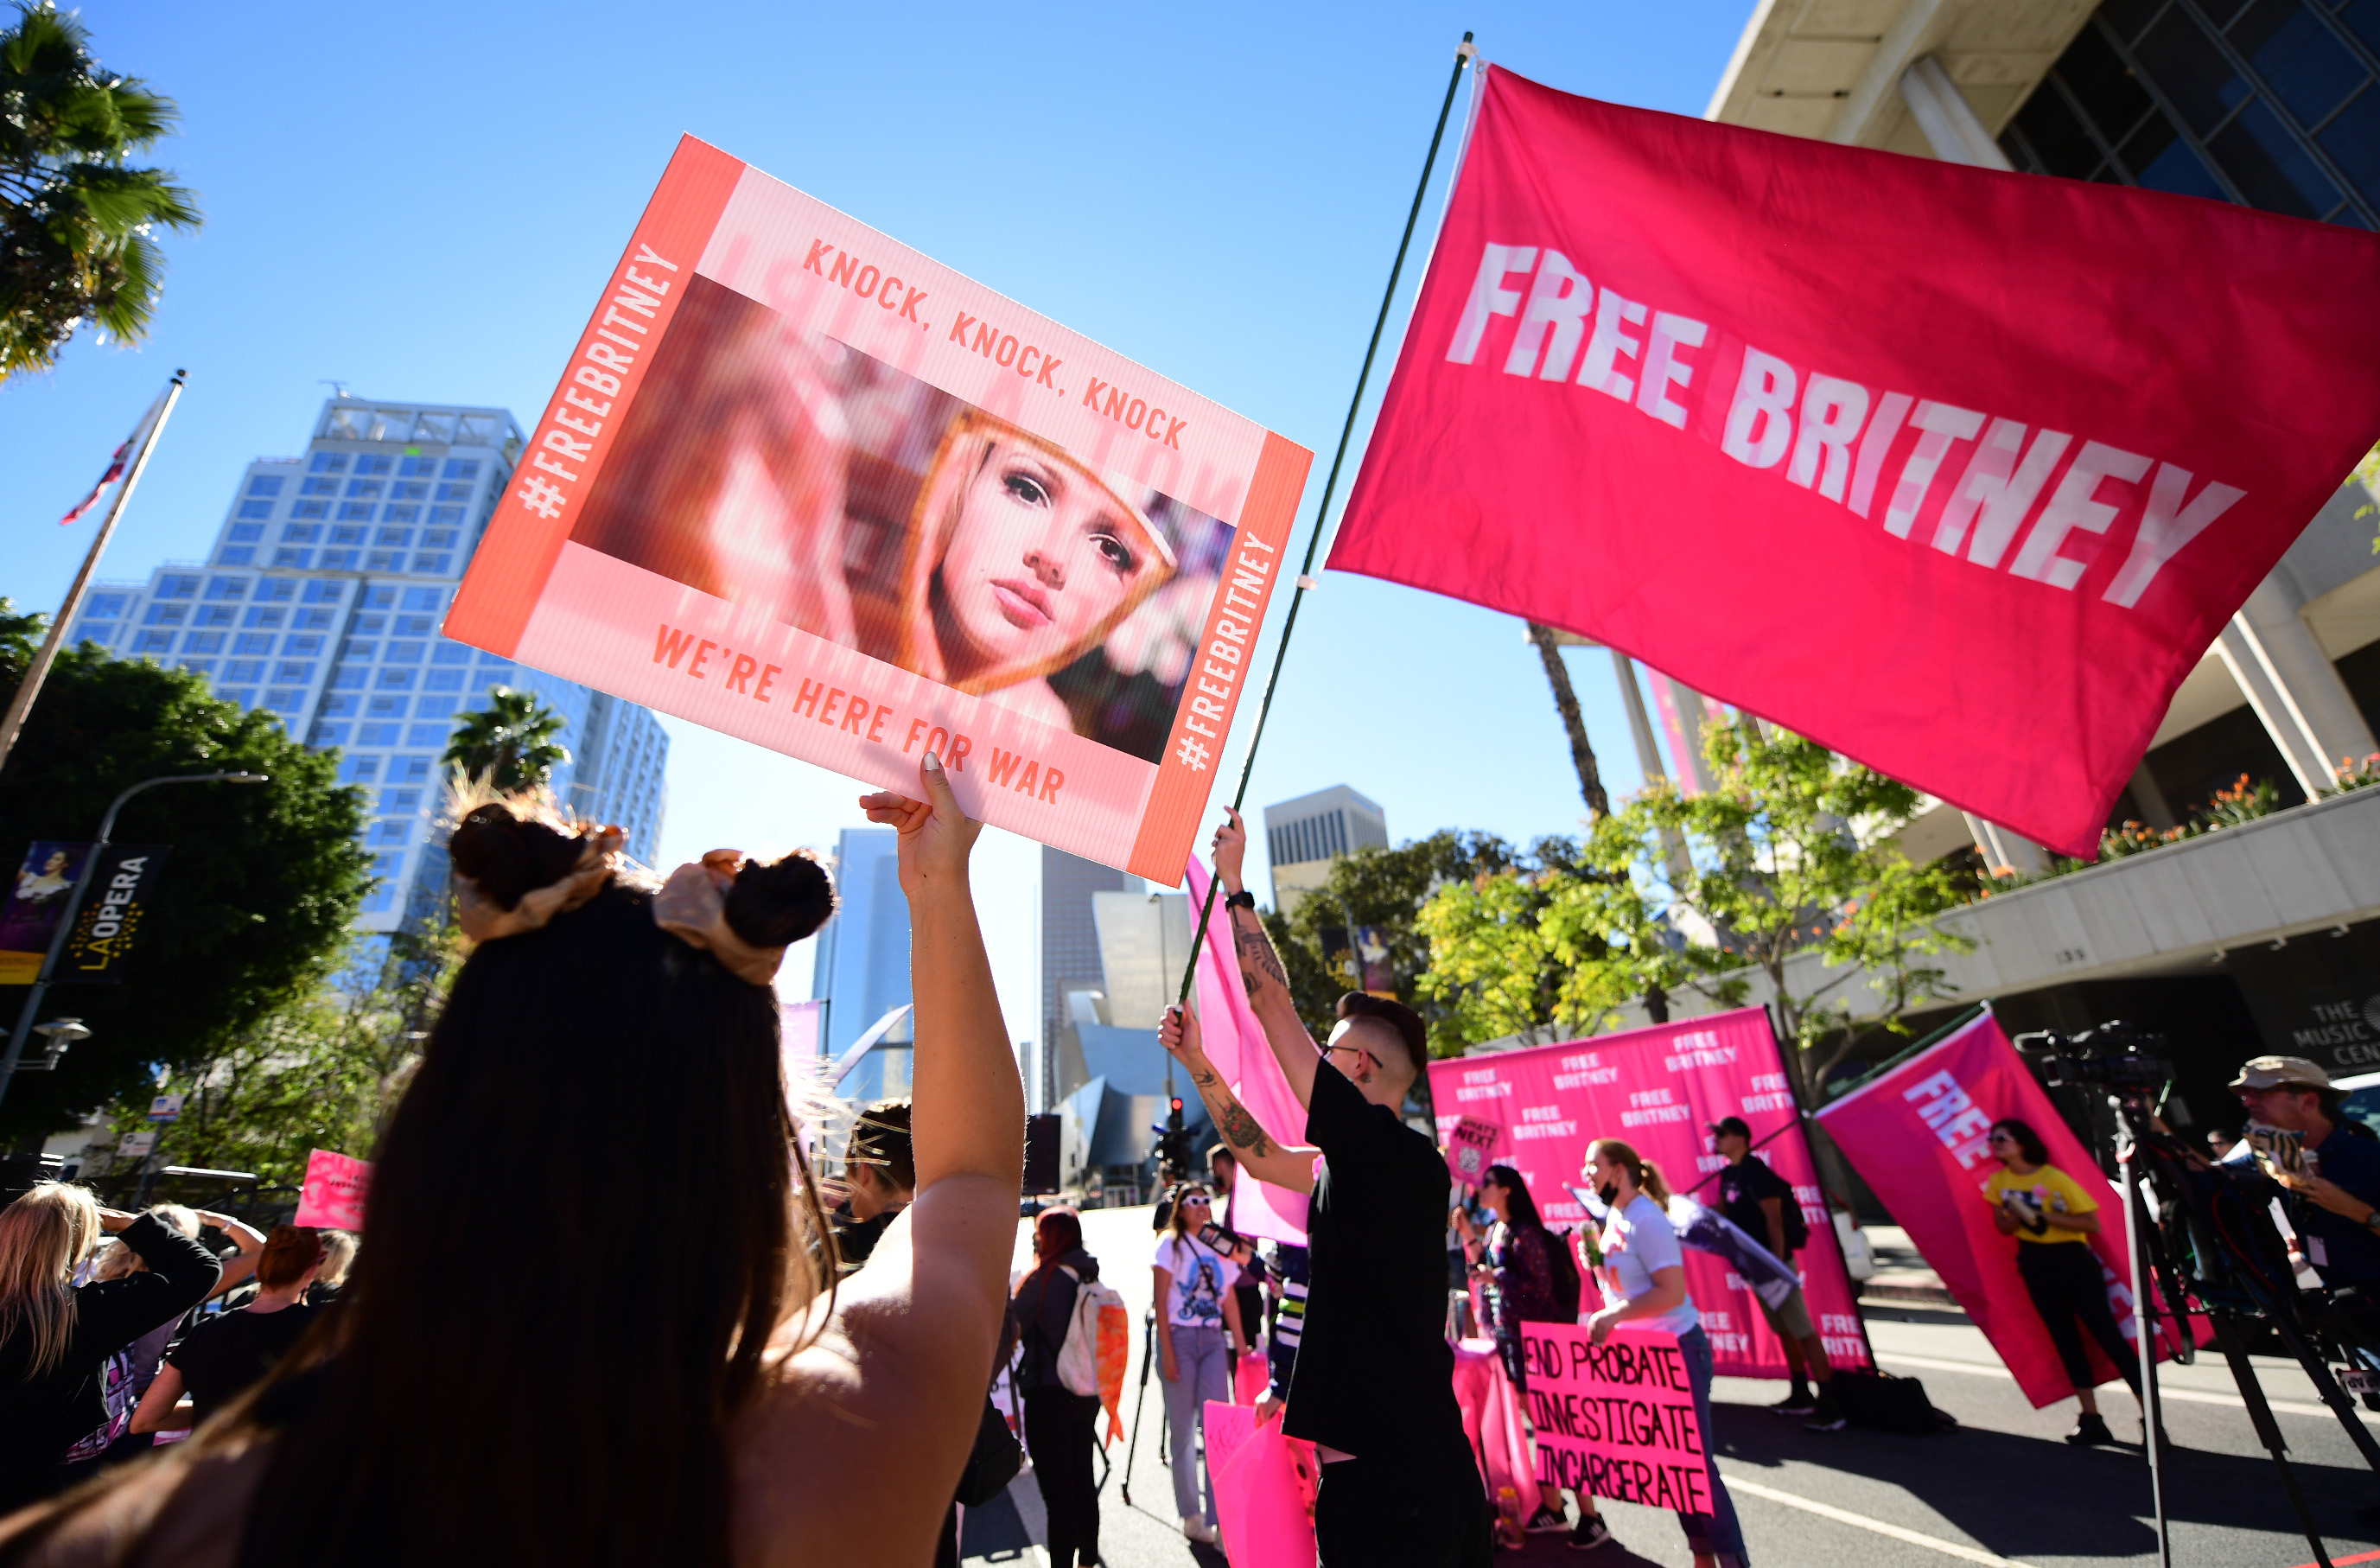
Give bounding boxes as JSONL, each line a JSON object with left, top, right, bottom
{"left": 1161, "top": 1325, "right": 1230, "bottom": 1520}
{"left": 1675, "top": 1326, "right": 1748, "bottom": 1566}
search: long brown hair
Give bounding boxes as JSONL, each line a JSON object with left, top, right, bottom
{"left": 1587, "top": 1138, "right": 1673, "bottom": 1207}
{"left": 5, "top": 804, "right": 842, "bottom": 1568}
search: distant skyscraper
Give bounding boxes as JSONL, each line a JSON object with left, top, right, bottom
{"left": 813, "top": 828, "right": 912, "bottom": 1098}
{"left": 1262, "top": 785, "right": 1389, "bottom": 915}
{"left": 68, "top": 396, "right": 669, "bottom": 934}
{"left": 1040, "top": 845, "right": 1135, "bottom": 1112}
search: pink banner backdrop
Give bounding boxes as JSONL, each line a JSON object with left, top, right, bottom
{"left": 1327, "top": 65, "right": 2380, "bottom": 856}
{"left": 1187, "top": 856, "right": 1309, "bottom": 1245}
{"left": 293, "top": 1148, "right": 370, "bottom": 1231}
{"left": 1425, "top": 1007, "right": 1871, "bottom": 1379}
{"left": 1816, "top": 1010, "right": 2187, "bottom": 1407}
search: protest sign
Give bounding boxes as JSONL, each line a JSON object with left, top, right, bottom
{"left": 445, "top": 137, "right": 1313, "bottom": 882}
{"left": 1445, "top": 1114, "right": 1500, "bottom": 1185}
{"left": 1816, "top": 1010, "right": 2189, "bottom": 1407}
{"left": 1426, "top": 1007, "right": 1871, "bottom": 1379}
{"left": 57, "top": 845, "right": 171, "bottom": 985}
{"left": 1187, "top": 856, "right": 1308, "bottom": 1243}
{"left": 1328, "top": 65, "right": 2380, "bottom": 856}
{"left": 1520, "top": 1323, "right": 1709, "bottom": 1509}
{"left": 295, "top": 1148, "right": 371, "bottom": 1231}
{"left": 0, "top": 842, "right": 92, "bottom": 985}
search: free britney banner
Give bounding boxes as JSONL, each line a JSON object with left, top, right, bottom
{"left": 447, "top": 138, "right": 1313, "bottom": 881}
{"left": 1329, "top": 66, "right": 2380, "bottom": 857}
{"left": 1815, "top": 1011, "right": 2188, "bottom": 1407}
{"left": 1425, "top": 1007, "right": 1872, "bottom": 1380}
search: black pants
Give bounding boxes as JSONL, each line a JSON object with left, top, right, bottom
{"left": 1314, "top": 1439, "right": 1492, "bottom": 1568}
{"left": 2018, "top": 1240, "right": 2141, "bottom": 1393}
{"left": 1023, "top": 1386, "right": 1102, "bottom": 1568}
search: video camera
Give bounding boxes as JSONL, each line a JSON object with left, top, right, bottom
{"left": 2014, "top": 1019, "right": 2173, "bottom": 1097}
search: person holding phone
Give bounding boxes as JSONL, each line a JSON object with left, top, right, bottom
{"left": 1154, "top": 1182, "right": 1244, "bottom": 1544}
{"left": 1982, "top": 1118, "right": 2143, "bottom": 1446}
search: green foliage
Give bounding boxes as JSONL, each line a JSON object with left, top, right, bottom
{"left": 92, "top": 923, "right": 459, "bottom": 1192}
{"left": 442, "top": 686, "right": 569, "bottom": 793}
{"left": 0, "top": 600, "right": 371, "bottom": 1143}
{"left": 0, "top": 3, "right": 201, "bottom": 378}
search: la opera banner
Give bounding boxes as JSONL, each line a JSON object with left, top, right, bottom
{"left": 1329, "top": 66, "right": 2380, "bottom": 857}
{"left": 447, "top": 137, "right": 1313, "bottom": 879}
{"left": 1426, "top": 1007, "right": 1873, "bottom": 1380}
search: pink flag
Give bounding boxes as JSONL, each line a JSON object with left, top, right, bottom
{"left": 1186, "top": 856, "right": 1308, "bottom": 1244}
{"left": 1816, "top": 1011, "right": 2186, "bottom": 1406}
{"left": 58, "top": 443, "right": 129, "bottom": 527}
{"left": 1327, "top": 65, "right": 2380, "bottom": 856}
{"left": 294, "top": 1148, "right": 370, "bottom": 1231}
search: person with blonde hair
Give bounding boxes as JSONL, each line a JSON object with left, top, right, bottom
{"left": 1578, "top": 1138, "right": 1745, "bottom": 1566}
{"left": 0, "top": 1184, "right": 219, "bottom": 1513}
{"left": 307, "top": 1231, "right": 357, "bottom": 1304}
{"left": 0, "top": 751, "right": 1022, "bottom": 1568}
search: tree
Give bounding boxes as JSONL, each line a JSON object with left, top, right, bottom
{"left": 0, "top": 601, "right": 371, "bottom": 1144}
{"left": 0, "top": 3, "right": 200, "bottom": 379}
{"left": 1525, "top": 623, "right": 1610, "bottom": 818}
{"left": 442, "top": 687, "right": 569, "bottom": 792}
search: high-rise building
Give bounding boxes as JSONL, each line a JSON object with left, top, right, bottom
{"left": 1261, "top": 785, "right": 1389, "bottom": 915}
{"left": 812, "top": 828, "right": 913, "bottom": 1098}
{"left": 1039, "top": 846, "right": 1136, "bottom": 1112}
{"left": 68, "top": 396, "right": 669, "bottom": 934}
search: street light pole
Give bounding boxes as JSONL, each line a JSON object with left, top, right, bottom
{"left": 0, "top": 772, "right": 269, "bottom": 1124}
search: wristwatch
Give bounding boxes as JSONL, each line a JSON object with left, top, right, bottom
{"left": 1224, "top": 889, "right": 1257, "bottom": 911}
{"left": 2362, "top": 1209, "right": 2380, "bottom": 1234}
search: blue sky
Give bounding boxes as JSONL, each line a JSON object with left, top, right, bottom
{"left": 3, "top": 2, "right": 1751, "bottom": 1046}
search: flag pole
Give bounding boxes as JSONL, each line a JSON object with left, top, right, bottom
{"left": 0, "top": 371, "right": 188, "bottom": 777}
{"left": 1173, "top": 36, "right": 1476, "bottom": 1008}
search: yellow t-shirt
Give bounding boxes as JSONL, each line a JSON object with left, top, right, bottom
{"left": 1982, "top": 1164, "right": 2098, "bottom": 1244}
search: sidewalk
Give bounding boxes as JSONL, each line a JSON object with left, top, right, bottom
{"left": 1855, "top": 1223, "right": 1956, "bottom": 1308}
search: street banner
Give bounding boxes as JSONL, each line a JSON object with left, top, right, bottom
{"left": 1424, "top": 1007, "right": 1872, "bottom": 1379}
{"left": 294, "top": 1148, "right": 371, "bottom": 1231}
{"left": 1327, "top": 65, "right": 2380, "bottom": 856}
{"left": 1815, "top": 1010, "right": 2185, "bottom": 1407}
{"left": 0, "top": 842, "right": 92, "bottom": 985}
{"left": 445, "top": 137, "right": 1313, "bottom": 882}
{"left": 1519, "top": 1323, "right": 1709, "bottom": 1509}
{"left": 56, "top": 845, "right": 171, "bottom": 985}
{"left": 1187, "top": 856, "right": 1310, "bottom": 1245}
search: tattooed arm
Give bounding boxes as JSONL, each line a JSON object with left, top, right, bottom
{"left": 1212, "top": 807, "right": 1320, "bottom": 1108}
{"left": 1161, "top": 1004, "right": 1319, "bottom": 1194}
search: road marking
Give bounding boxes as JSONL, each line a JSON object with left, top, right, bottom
{"left": 1873, "top": 1350, "right": 2333, "bottom": 1419}
{"left": 1721, "top": 1472, "right": 2033, "bottom": 1567}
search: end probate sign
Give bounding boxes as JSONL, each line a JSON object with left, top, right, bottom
{"left": 1521, "top": 1323, "right": 1709, "bottom": 1510}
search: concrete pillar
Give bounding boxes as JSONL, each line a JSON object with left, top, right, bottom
{"left": 1612, "top": 650, "right": 1668, "bottom": 786}
{"left": 2228, "top": 576, "right": 2379, "bottom": 792}
{"left": 1963, "top": 811, "right": 2050, "bottom": 876}
{"left": 1899, "top": 55, "right": 2015, "bottom": 170}
{"left": 1648, "top": 672, "right": 1721, "bottom": 795}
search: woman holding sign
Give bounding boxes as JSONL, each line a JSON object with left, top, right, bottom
{"left": 1582, "top": 1138, "right": 1747, "bottom": 1568}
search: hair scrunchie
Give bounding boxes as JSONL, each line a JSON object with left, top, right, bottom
{"left": 453, "top": 826, "right": 622, "bottom": 941}
{"left": 651, "top": 850, "right": 787, "bottom": 986}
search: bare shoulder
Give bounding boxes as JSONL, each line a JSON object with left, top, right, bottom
{"left": 0, "top": 1441, "right": 270, "bottom": 1568}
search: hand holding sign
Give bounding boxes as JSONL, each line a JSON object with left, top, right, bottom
{"left": 1522, "top": 1322, "right": 1710, "bottom": 1514}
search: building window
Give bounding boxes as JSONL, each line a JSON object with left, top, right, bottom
{"left": 259, "top": 577, "right": 296, "bottom": 602}
{"left": 2003, "top": 2, "right": 2379, "bottom": 226}
{"left": 430, "top": 643, "right": 469, "bottom": 665}
{"left": 264, "top": 688, "right": 303, "bottom": 712}
{"left": 384, "top": 503, "right": 421, "bottom": 522}
{"left": 205, "top": 576, "right": 247, "bottom": 600}
{"left": 300, "top": 477, "right": 339, "bottom": 497}
{"left": 346, "top": 480, "right": 385, "bottom": 500}
{"left": 434, "top": 481, "right": 475, "bottom": 500}
{"left": 237, "top": 500, "right": 274, "bottom": 520}
{"left": 309, "top": 452, "right": 349, "bottom": 475}
{"left": 274, "top": 660, "right": 315, "bottom": 682}
{"left": 338, "top": 502, "right": 376, "bottom": 522}
{"left": 377, "top": 668, "right": 417, "bottom": 691}
{"left": 86, "top": 594, "right": 127, "bottom": 619}
{"left": 233, "top": 633, "right": 274, "bottom": 655}
{"left": 321, "top": 549, "right": 359, "bottom": 570}
{"left": 329, "top": 666, "right": 369, "bottom": 690}
{"left": 74, "top": 621, "right": 117, "bottom": 644}
{"left": 372, "top": 816, "right": 416, "bottom": 845}
{"left": 362, "top": 588, "right": 396, "bottom": 609}
{"left": 423, "top": 668, "right": 464, "bottom": 692}
{"left": 319, "top": 693, "right": 358, "bottom": 717}
{"left": 282, "top": 632, "right": 321, "bottom": 654}
{"left": 310, "top": 721, "right": 352, "bottom": 745}
{"left": 143, "top": 604, "right": 187, "bottom": 626}
{"left": 194, "top": 605, "right": 235, "bottom": 629}
{"left": 398, "top": 456, "right": 438, "bottom": 478}
{"left": 442, "top": 458, "right": 483, "bottom": 480}
{"left": 282, "top": 524, "right": 321, "bottom": 543}
{"left": 270, "top": 549, "right": 312, "bottom": 568}
{"left": 405, "top": 723, "right": 448, "bottom": 748}
{"left": 225, "top": 659, "right": 264, "bottom": 682}
{"left": 429, "top": 505, "right": 464, "bottom": 525}
{"left": 293, "top": 500, "right": 330, "bottom": 521}
{"left": 182, "top": 632, "right": 225, "bottom": 654}
{"left": 354, "top": 454, "right": 394, "bottom": 477}
{"left": 215, "top": 547, "right": 256, "bottom": 565}
{"left": 380, "top": 787, "right": 423, "bottom": 814}
{"left": 367, "top": 695, "right": 407, "bottom": 718}
{"left": 391, "top": 755, "right": 433, "bottom": 783}
{"left": 302, "top": 579, "right": 345, "bottom": 604}
{"left": 410, "top": 552, "right": 452, "bottom": 574}
{"left": 360, "top": 883, "right": 397, "bottom": 915}
{"left": 342, "top": 640, "right": 378, "bottom": 660}
{"left": 375, "top": 526, "right": 414, "bottom": 548}
{"left": 248, "top": 475, "right": 286, "bottom": 497}
{"left": 177, "top": 658, "right": 214, "bottom": 675}
{"left": 423, "top": 528, "right": 458, "bottom": 548}
{"left": 132, "top": 630, "right": 173, "bottom": 653}
{"left": 365, "top": 551, "right": 400, "bottom": 570}
{"left": 357, "top": 722, "right": 401, "bottom": 746}
{"left": 244, "top": 606, "right": 287, "bottom": 629}
{"left": 415, "top": 693, "right": 455, "bottom": 717}
{"left": 294, "top": 608, "right": 334, "bottom": 630}
{"left": 219, "top": 687, "right": 258, "bottom": 708}
{"left": 391, "top": 482, "right": 429, "bottom": 501}
{"left": 159, "top": 575, "right": 198, "bottom": 598}
{"left": 228, "top": 523, "right": 264, "bottom": 543}
{"left": 327, "top": 526, "right": 365, "bottom": 546}
{"left": 340, "top": 755, "right": 381, "bottom": 784}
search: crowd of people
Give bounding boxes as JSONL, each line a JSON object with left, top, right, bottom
{"left": 0, "top": 749, "right": 2370, "bottom": 1568}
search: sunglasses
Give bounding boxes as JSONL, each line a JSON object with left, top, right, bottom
{"left": 1987, "top": 1132, "right": 2017, "bottom": 1144}
{"left": 1179, "top": 1195, "right": 1211, "bottom": 1206}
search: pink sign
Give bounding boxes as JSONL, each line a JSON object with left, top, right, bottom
{"left": 1520, "top": 1323, "right": 1709, "bottom": 1509}
{"left": 1445, "top": 1115, "right": 1501, "bottom": 1185}
{"left": 1424, "top": 1007, "right": 1871, "bottom": 1379}
{"left": 1816, "top": 1010, "right": 2188, "bottom": 1407}
{"left": 293, "top": 1148, "right": 370, "bottom": 1231}
{"left": 1187, "top": 856, "right": 1308, "bottom": 1244}
{"left": 1327, "top": 65, "right": 2380, "bottom": 856}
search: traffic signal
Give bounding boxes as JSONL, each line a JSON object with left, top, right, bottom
{"left": 1153, "top": 1096, "right": 1193, "bottom": 1177}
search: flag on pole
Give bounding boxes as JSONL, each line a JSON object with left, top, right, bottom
{"left": 57, "top": 387, "right": 171, "bottom": 526}
{"left": 1327, "top": 65, "right": 2380, "bottom": 857}
{"left": 1185, "top": 857, "right": 1308, "bottom": 1245}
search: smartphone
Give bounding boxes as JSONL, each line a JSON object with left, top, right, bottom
{"left": 1198, "top": 1221, "right": 1232, "bottom": 1252}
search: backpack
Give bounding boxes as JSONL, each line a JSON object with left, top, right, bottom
{"left": 1545, "top": 1228, "right": 1584, "bottom": 1323}
{"left": 1770, "top": 1167, "right": 1811, "bottom": 1256}
{"left": 1053, "top": 1265, "right": 1128, "bottom": 1403}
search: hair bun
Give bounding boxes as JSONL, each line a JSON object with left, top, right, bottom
{"left": 723, "top": 851, "right": 836, "bottom": 949}
{"left": 448, "top": 802, "right": 590, "bottom": 912}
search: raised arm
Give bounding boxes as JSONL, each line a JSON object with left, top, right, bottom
{"left": 1160, "top": 1004, "right": 1316, "bottom": 1194}
{"left": 1210, "top": 809, "right": 1320, "bottom": 1109}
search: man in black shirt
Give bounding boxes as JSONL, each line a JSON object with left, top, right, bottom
{"left": 1159, "top": 808, "right": 1488, "bottom": 1567}
{"left": 1711, "top": 1116, "right": 1840, "bottom": 1428}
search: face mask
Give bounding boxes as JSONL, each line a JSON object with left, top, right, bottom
{"left": 1596, "top": 1181, "right": 1620, "bottom": 1208}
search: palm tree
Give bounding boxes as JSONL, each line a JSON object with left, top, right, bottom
{"left": 443, "top": 689, "right": 570, "bottom": 793}
{"left": 1525, "top": 621, "right": 1610, "bottom": 819}
{"left": 0, "top": 3, "right": 201, "bottom": 379}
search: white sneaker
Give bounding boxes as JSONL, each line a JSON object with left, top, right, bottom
{"left": 1183, "top": 1515, "right": 1219, "bottom": 1544}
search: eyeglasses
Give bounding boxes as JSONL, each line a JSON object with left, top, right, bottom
{"left": 1321, "top": 1042, "right": 1387, "bottom": 1074}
